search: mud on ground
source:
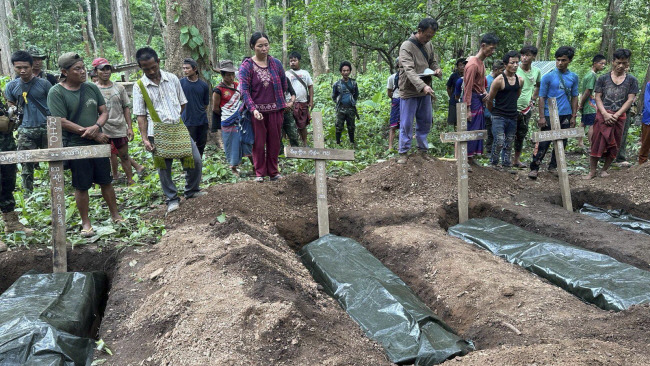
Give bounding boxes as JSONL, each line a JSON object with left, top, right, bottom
{"left": 2, "top": 156, "right": 649, "bottom": 365}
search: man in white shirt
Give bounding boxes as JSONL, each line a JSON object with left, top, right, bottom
{"left": 132, "top": 47, "right": 205, "bottom": 214}
{"left": 286, "top": 52, "right": 314, "bottom": 146}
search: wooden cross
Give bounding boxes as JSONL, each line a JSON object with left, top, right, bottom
{"left": 0, "top": 117, "right": 110, "bottom": 272}
{"left": 284, "top": 111, "right": 355, "bottom": 237}
{"left": 440, "top": 103, "right": 487, "bottom": 224}
{"left": 531, "top": 97, "right": 583, "bottom": 211}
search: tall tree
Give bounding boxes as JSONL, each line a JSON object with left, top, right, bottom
{"left": 165, "top": 0, "right": 214, "bottom": 77}
{"left": 544, "top": 0, "right": 560, "bottom": 60}
{"left": 0, "top": 0, "right": 11, "bottom": 75}
{"left": 282, "top": 0, "right": 287, "bottom": 66}
{"left": 110, "top": 0, "right": 136, "bottom": 64}
{"left": 94, "top": 0, "right": 103, "bottom": 55}
{"left": 151, "top": 0, "right": 167, "bottom": 49}
{"left": 84, "top": 0, "right": 98, "bottom": 56}
{"left": 536, "top": 0, "right": 549, "bottom": 52}
{"left": 254, "top": 0, "right": 265, "bottom": 31}
{"left": 600, "top": 0, "right": 623, "bottom": 61}
{"left": 304, "top": 0, "right": 325, "bottom": 76}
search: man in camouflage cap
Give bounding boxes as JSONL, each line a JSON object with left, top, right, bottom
{"left": 26, "top": 46, "right": 58, "bottom": 85}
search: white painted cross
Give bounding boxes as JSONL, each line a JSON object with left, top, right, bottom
{"left": 440, "top": 103, "right": 487, "bottom": 223}
{"left": 284, "top": 111, "right": 355, "bottom": 237}
{"left": 0, "top": 117, "right": 110, "bottom": 272}
{"left": 531, "top": 97, "right": 583, "bottom": 211}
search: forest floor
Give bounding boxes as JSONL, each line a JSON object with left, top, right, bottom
{"left": 1, "top": 152, "right": 649, "bottom": 365}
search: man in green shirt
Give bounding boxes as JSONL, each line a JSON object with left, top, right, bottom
{"left": 577, "top": 54, "right": 607, "bottom": 151}
{"left": 513, "top": 45, "right": 541, "bottom": 168}
{"left": 47, "top": 52, "right": 122, "bottom": 237}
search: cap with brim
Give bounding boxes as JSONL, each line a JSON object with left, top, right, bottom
{"left": 27, "top": 46, "right": 47, "bottom": 59}
{"left": 58, "top": 52, "right": 84, "bottom": 70}
{"left": 92, "top": 57, "right": 113, "bottom": 70}
{"left": 219, "top": 60, "right": 237, "bottom": 73}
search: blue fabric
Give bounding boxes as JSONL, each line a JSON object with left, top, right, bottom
{"left": 539, "top": 68, "right": 579, "bottom": 117}
{"left": 490, "top": 115, "right": 516, "bottom": 166}
{"left": 581, "top": 113, "right": 596, "bottom": 126}
{"left": 180, "top": 77, "right": 210, "bottom": 126}
{"left": 4, "top": 77, "right": 51, "bottom": 128}
{"left": 332, "top": 79, "right": 359, "bottom": 108}
{"left": 221, "top": 109, "right": 242, "bottom": 127}
{"left": 447, "top": 72, "right": 461, "bottom": 104}
{"left": 642, "top": 83, "right": 650, "bottom": 125}
{"left": 484, "top": 74, "right": 495, "bottom": 118}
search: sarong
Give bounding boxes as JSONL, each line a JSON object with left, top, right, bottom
{"left": 590, "top": 110, "right": 626, "bottom": 159}
{"left": 292, "top": 102, "right": 311, "bottom": 129}
{"left": 468, "top": 92, "right": 485, "bottom": 156}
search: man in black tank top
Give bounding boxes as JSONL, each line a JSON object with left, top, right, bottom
{"left": 486, "top": 51, "right": 524, "bottom": 168}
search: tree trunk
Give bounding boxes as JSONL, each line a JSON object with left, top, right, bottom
{"left": 244, "top": 0, "right": 252, "bottom": 56}
{"left": 350, "top": 45, "right": 358, "bottom": 78}
{"left": 53, "top": 1, "right": 61, "bottom": 56}
{"left": 543, "top": 0, "right": 560, "bottom": 60}
{"left": 524, "top": 16, "right": 534, "bottom": 45}
{"left": 151, "top": 0, "right": 166, "bottom": 53}
{"left": 78, "top": 3, "right": 92, "bottom": 57}
{"left": 322, "top": 31, "right": 330, "bottom": 73}
{"left": 600, "top": 0, "right": 623, "bottom": 61}
{"left": 304, "top": 0, "right": 325, "bottom": 76}
{"left": 23, "top": 0, "right": 32, "bottom": 29}
{"left": 84, "top": 0, "right": 98, "bottom": 56}
{"left": 536, "top": 0, "right": 549, "bottom": 53}
{"left": 205, "top": 0, "right": 215, "bottom": 70}
{"left": 4, "top": 0, "right": 14, "bottom": 45}
{"left": 94, "top": 0, "right": 104, "bottom": 56}
{"left": 0, "top": 0, "right": 12, "bottom": 75}
{"left": 110, "top": 0, "right": 135, "bottom": 79}
{"left": 282, "top": 0, "right": 287, "bottom": 66}
{"left": 254, "top": 0, "right": 265, "bottom": 32}
{"left": 165, "top": 0, "right": 213, "bottom": 78}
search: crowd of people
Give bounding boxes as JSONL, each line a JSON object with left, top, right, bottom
{"left": 390, "top": 18, "right": 648, "bottom": 179}
{"left": 0, "top": 19, "right": 649, "bottom": 252}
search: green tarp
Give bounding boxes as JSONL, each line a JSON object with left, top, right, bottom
{"left": 0, "top": 271, "right": 107, "bottom": 366}
{"left": 579, "top": 203, "right": 650, "bottom": 236}
{"left": 299, "top": 235, "right": 474, "bottom": 365}
{"left": 448, "top": 218, "right": 650, "bottom": 311}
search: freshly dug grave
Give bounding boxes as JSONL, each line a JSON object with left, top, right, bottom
{"left": 16, "top": 154, "right": 642, "bottom": 365}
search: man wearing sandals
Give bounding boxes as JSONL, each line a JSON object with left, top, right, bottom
{"left": 47, "top": 52, "right": 122, "bottom": 237}
{"left": 132, "top": 47, "right": 205, "bottom": 214}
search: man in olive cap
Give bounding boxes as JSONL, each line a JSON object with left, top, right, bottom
{"left": 47, "top": 52, "right": 122, "bottom": 237}
{"left": 26, "top": 46, "right": 58, "bottom": 85}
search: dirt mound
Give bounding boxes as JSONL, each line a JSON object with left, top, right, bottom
{"left": 83, "top": 155, "right": 650, "bottom": 365}
{"left": 98, "top": 222, "right": 389, "bottom": 365}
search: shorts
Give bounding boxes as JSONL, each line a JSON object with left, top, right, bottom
{"left": 110, "top": 137, "right": 129, "bottom": 149}
{"left": 69, "top": 157, "right": 112, "bottom": 190}
{"left": 581, "top": 113, "right": 596, "bottom": 126}
{"left": 389, "top": 98, "right": 400, "bottom": 128}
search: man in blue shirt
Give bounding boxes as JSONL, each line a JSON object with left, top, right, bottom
{"left": 528, "top": 46, "right": 579, "bottom": 179}
{"left": 5, "top": 50, "right": 52, "bottom": 195}
{"left": 180, "top": 58, "right": 210, "bottom": 157}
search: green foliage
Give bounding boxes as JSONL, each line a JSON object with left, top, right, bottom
{"left": 180, "top": 25, "right": 208, "bottom": 61}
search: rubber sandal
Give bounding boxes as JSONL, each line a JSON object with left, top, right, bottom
{"left": 80, "top": 228, "right": 95, "bottom": 238}
{"left": 136, "top": 169, "right": 146, "bottom": 178}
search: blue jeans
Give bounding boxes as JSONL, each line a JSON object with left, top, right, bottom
{"left": 490, "top": 115, "right": 516, "bottom": 166}
{"left": 398, "top": 95, "right": 432, "bottom": 153}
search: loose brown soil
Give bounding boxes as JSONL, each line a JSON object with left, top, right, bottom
{"left": 2, "top": 155, "right": 649, "bottom": 365}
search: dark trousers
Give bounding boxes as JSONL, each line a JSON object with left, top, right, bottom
{"left": 515, "top": 110, "right": 532, "bottom": 153}
{"left": 186, "top": 124, "right": 208, "bottom": 157}
{"left": 0, "top": 133, "right": 17, "bottom": 213}
{"left": 530, "top": 115, "right": 570, "bottom": 172}
{"left": 484, "top": 116, "right": 493, "bottom": 155}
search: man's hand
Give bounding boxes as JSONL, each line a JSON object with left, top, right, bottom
{"left": 286, "top": 101, "right": 294, "bottom": 110}
{"left": 253, "top": 110, "right": 264, "bottom": 120}
{"left": 80, "top": 124, "right": 101, "bottom": 139}
{"left": 538, "top": 117, "right": 547, "bottom": 128}
{"left": 127, "top": 128, "right": 134, "bottom": 141}
{"left": 569, "top": 116, "right": 576, "bottom": 128}
{"left": 423, "top": 85, "right": 434, "bottom": 96}
{"left": 94, "top": 133, "right": 109, "bottom": 144}
{"left": 143, "top": 139, "right": 155, "bottom": 152}
{"left": 308, "top": 100, "right": 314, "bottom": 110}
{"left": 433, "top": 68, "right": 442, "bottom": 79}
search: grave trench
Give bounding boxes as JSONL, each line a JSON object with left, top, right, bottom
{"left": 0, "top": 246, "right": 118, "bottom": 356}
{"left": 269, "top": 210, "right": 514, "bottom": 354}
{"left": 437, "top": 196, "right": 650, "bottom": 272}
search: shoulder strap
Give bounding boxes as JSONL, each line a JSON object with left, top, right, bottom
{"left": 137, "top": 79, "right": 162, "bottom": 123}
{"left": 555, "top": 69, "right": 571, "bottom": 100}
{"left": 408, "top": 38, "right": 430, "bottom": 62}
{"left": 393, "top": 73, "right": 399, "bottom": 92}
{"left": 218, "top": 82, "right": 239, "bottom": 94}
{"left": 288, "top": 70, "right": 310, "bottom": 99}
{"left": 70, "top": 83, "right": 87, "bottom": 124}
{"left": 23, "top": 79, "right": 51, "bottom": 116}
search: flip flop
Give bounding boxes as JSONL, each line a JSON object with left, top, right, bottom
{"left": 136, "top": 169, "right": 147, "bottom": 178}
{"left": 113, "top": 218, "right": 126, "bottom": 224}
{"left": 80, "top": 228, "right": 95, "bottom": 238}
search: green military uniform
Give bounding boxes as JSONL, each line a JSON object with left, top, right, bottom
{"left": 281, "top": 109, "right": 302, "bottom": 150}
{"left": 17, "top": 127, "right": 48, "bottom": 192}
{"left": 332, "top": 78, "right": 359, "bottom": 145}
